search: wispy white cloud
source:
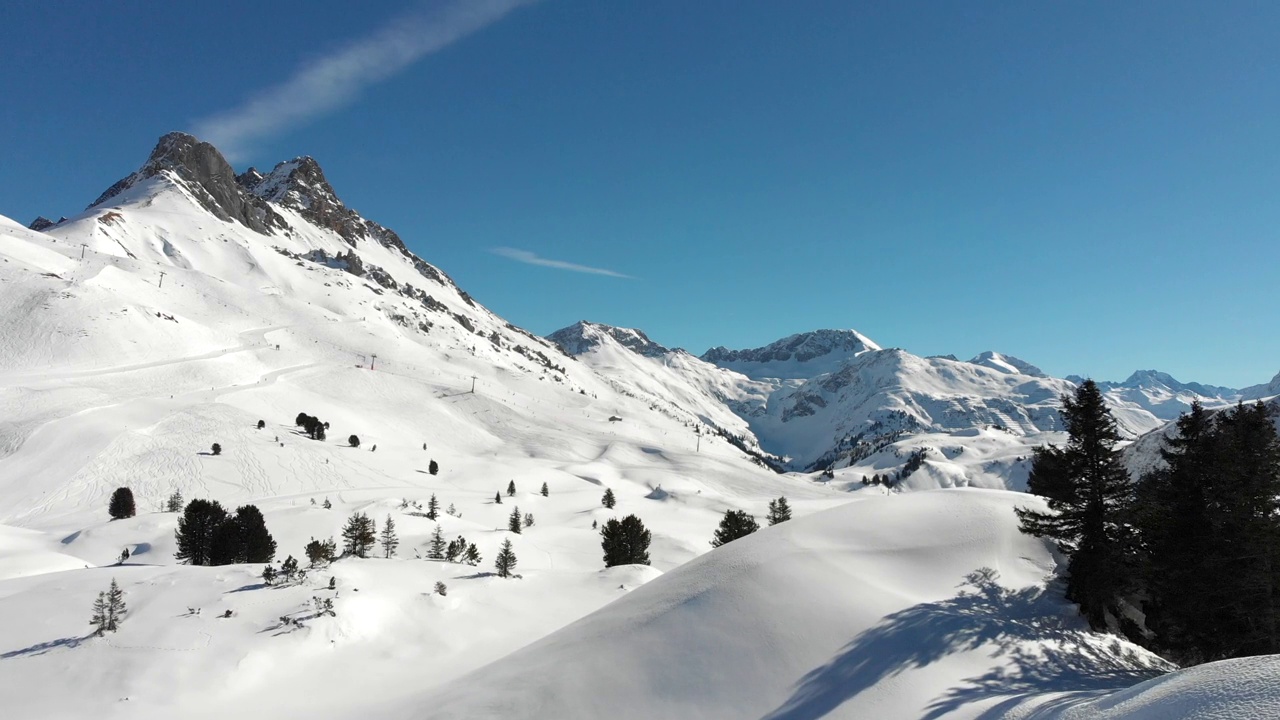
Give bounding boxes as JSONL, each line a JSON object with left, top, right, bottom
{"left": 491, "top": 247, "right": 634, "bottom": 279}
{"left": 192, "top": 0, "right": 535, "bottom": 159}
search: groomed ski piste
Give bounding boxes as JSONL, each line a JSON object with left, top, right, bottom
{"left": 1, "top": 134, "right": 1277, "bottom": 719}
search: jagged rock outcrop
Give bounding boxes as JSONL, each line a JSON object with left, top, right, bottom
{"left": 238, "top": 156, "right": 455, "bottom": 289}
{"left": 90, "top": 132, "right": 289, "bottom": 235}
{"left": 27, "top": 216, "right": 57, "bottom": 232}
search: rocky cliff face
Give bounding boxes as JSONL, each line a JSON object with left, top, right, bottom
{"left": 90, "top": 132, "right": 289, "bottom": 235}
{"left": 701, "top": 329, "right": 880, "bottom": 380}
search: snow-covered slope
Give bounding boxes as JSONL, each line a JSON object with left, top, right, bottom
{"left": 1242, "top": 371, "right": 1280, "bottom": 401}
{"left": 548, "top": 321, "right": 777, "bottom": 465}
{"left": 1072, "top": 370, "right": 1241, "bottom": 424}
{"left": 403, "top": 489, "right": 1177, "bottom": 720}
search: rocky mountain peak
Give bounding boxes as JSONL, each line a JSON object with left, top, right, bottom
{"left": 89, "top": 131, "right": 288, "bottom": 235}
{"left": 701, "top": 329, "right": 880, "bottom": 380}
{"left": 548, "top": 321, "right": 671, "bottom": 358}
{"left": 27, "top": 216, "right": 59, "bottom": 232}
{"left": 968, "top": 351, "right": 1046, "bottom": 378}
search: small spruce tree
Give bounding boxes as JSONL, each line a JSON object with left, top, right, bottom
{"left": 524, "top": 513, "right": 534, "bottom": 528}
{"left": 262, "top": 564, "right": 277, "bottom": 585}
{"left": 495, "top": 538, "right": 517, "bottom": 578}
{"left": 464, "top": 543, "right": 481, "bottom": 566}
{"left": 380, "top": 515, "right": 399, "bottom": 558}
{"left": 428, "top": 524, "right": 447, "bottom": 560}
{"left": 104, "top": 578, "right": 126, "bottom": 632}
{"left": 434, "top": 581, "right": 448, "bottom": 596}
{"left": 428, "top": 460, "right": 439, "bottom": 475}
{"left": 494, "top": 491, "right": 503, "bottom": 505}
{"left": 322, "top": 497, "right": 332, "bottom": 509}
{"left": 349, "top": 434, "right": 360, "bottom": 448}
{"left": 211, "top": 443, "right": 222, "bottom": 456}
{"left": 508, "top": 507, "right": 523, "bottom": 534}
{"left": 426, "top": 494, "right": 440, "bottom": 520}
{"left": 767, "top": 497, "right": 792, "bottom": 526}
{"left": 165, "top": 489, "right": 184, "bottom": 513}
{"left": 540, "top": 482, "right": 549, "bottom": 497}
{"left": 305, "top": 537, "right": 337, "bottom": 566}
{"left": 507, "top": 480, "right": 517, "bottom": 497}
{"left": 602, "top": 488, "right": 616, "bottom": 509}
{"left": 341, "top": 512, "right": 377, "bottom": 558}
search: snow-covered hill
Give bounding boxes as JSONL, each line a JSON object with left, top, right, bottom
{"left": 701, "top": 328, "right": 880, "bottom": 380}
{"left": 404, "top": 489, "right": 1184, "bottom": 719}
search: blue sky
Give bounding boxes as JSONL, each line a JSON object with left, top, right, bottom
{"left": 2, "top": 1, "right": 1277, "bottom": 386}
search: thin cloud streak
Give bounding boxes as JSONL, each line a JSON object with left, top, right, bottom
{"left": 491, "top": 247, "right": 634, "bottom": 279}
{"left": 192, "top": 0, "right": 534, "bottom": 159}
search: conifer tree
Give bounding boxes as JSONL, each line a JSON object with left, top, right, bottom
{"left": 446, "top": 536, "right": 464, "bottom": 563}
{"left": 90, "top": 591, "right": 108, "bottom": 636}
{"left": 108, "top": 487, "right": 136, "bottom": 520}
{"left": 508, "top": 507, "right": 523, "bottom": 534}
{"left": 767, "top": 497, "right": 792, "bottom": 525}
{"left": 428, "top": 524, "right": 447, "bottom": 560}
{"left": 447, "top": 503, "right": 458, "bottom": 517}
{"left": 234, "top": 505, "right": 276, "bottom": 563}
{"left": 540, "top": 482, "right": 549, "bottom": 497}
{"left": 429, "top": 459, "right": 439, "bottom": 475}
{"left": 380, "top": 515, "right": 399, "bottom": 558}
{"left": 1016, "top": 380, "right": 1136, "bottom": 629}
{"left": 495, "top": 538, "right": 517, "bottom": 578}
{"left": 524, "top": 513, "right": 534, "bottom": 528}
{"left": 426, "top": 494, "right": 440, "bottom": 520}
{"left": 434, "top": 581, "right": 448, "bottom": 596}
{"left": 494, "top": 491, "right": 503, "bottom": 505}
{"left": 323, "top": 497, "right": 332, "bottom": 509}
{"left": 208, "top": 516, "right": 242, "bottom": 566}
{"left": 341, "top": 512, "right": 377, "bottom": 558}
{"left": 166, "top": 489, "right": 184, "bottom": 513}
{"left": 711, "top": 509, "right": 759, "bottom": 548}
{"left": 507, "top": 480, "right": 517, "bottom": 497}
{"left": 464, "top": 543, "right": 481, "bottom": 566}
{"left": 103, "top": 578, "right": 126, "bottom": 632}
{"left": 602, "top": 488, "right": 616, "bottom": 509}
{"left": 280, "top": 555, "right": 300, "bottom": 583}
{"left": 175, "top": 499, "right": 229, "bottom": 565}
{"left": 601, "top": 514, "right": 652, "bottom": 567}
{"left": 305, "top": 537, "right": 337, "bottom": 566}
{"left": 262, "top": 564, "right": 277, "bottom": 585}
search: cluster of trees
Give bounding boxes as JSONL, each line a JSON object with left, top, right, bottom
{"left": 295, "top": 412, "right": 328, "bottom": 441}
{"left": 707, "top": 497, "right": 790, "bottom": 549}
{"left": 860, "top": 473, "right": 896, "bottom": 488}
{"left": 1018, "top": 380, "right": 1280, "bottom": 665}
{"left": 174, "top": 500, "right": 276, "bottom": 566}
{"left": 601, "top": 515, "right": 651, "bottom": 567}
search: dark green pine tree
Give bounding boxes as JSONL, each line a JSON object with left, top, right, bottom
{"left": 104, "top": 578, "right": 126, "bottom": 632}
{"left": 1134, "top": 401, "right": 1218, "bottom": 662}
{"left": 508, "top": 506, "right": 523, "bottom": 534}
{"left": 1016, "top": 379, "right": 1136, "bottom": 629}
{"left": 108, "top": 487, "right": 136, "bottom": 520}
{"left": 381, "top": 515, "right": 400, "bottom": 558}
{"left": 174, "top": 499, "right": 229, "bottom": 566}
{"left": 494, "top": 538, "right": 517, "bottom": 578}
{"left": 540, "top": 482, "right": 549, "bottom": 497}
{"left": 464, "top": 542, "right": 482, "bottom": 566}
{"left": 507, "top": 480, "right": 517, "bottom": 497}
{"left": 90, "top": 591, "right": 108, "bottom": 636}
{"left": 494, "top": 491, "right": 503, "bottom": 505}
{"left": 602, "top": 488, "right": 616, "bottom": 509}
{"left": 341, "top": 512, "right": 377, "bottom": 558}
{"left": 601, "top": 514, "right": 652, "bottom": 567}
{"left": 234, "top": 505, "right": 276, "bottom": 563}
{"left": 208, "top": 516, "right": 242, "bottom": 566}
{"left": 426, "top": 494, "right": 440, "bottom": 520}
{"left": 767, "top": 496, "right": 792, "bottom": 525}
{"left": 428, "top": 524, "right": 447, "bottom": 560}
{"left": 1207, "top": 401, "right": 1280, "bottom": 658}
{"left": 711, "top": 509, "right": 760, "bottom": 548}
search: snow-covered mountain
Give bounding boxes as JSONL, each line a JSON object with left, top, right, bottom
{"left": 1242, "top": 370, "right": 1280, "bottom": 401}
{"left": 967, "top": 350, "right": 1047, "bottom": 377}
{"left": 1068, "top": 370, "right": 1242, "bottom": 423}
{"left": 701, "top": 329, "right": 880, "bottom": 380}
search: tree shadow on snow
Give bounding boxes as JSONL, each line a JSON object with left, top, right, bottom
{"left": 760, "top": 568, "right": 1169, "bottom": 720}
{"left": 454, "top": 571, "right": 496, "bottom": 580}
{"left": 2, "top": 634, "right": 92, "bottom": 659}
{"left": 225, "top": 582, "right": 268, "bottom": 593}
